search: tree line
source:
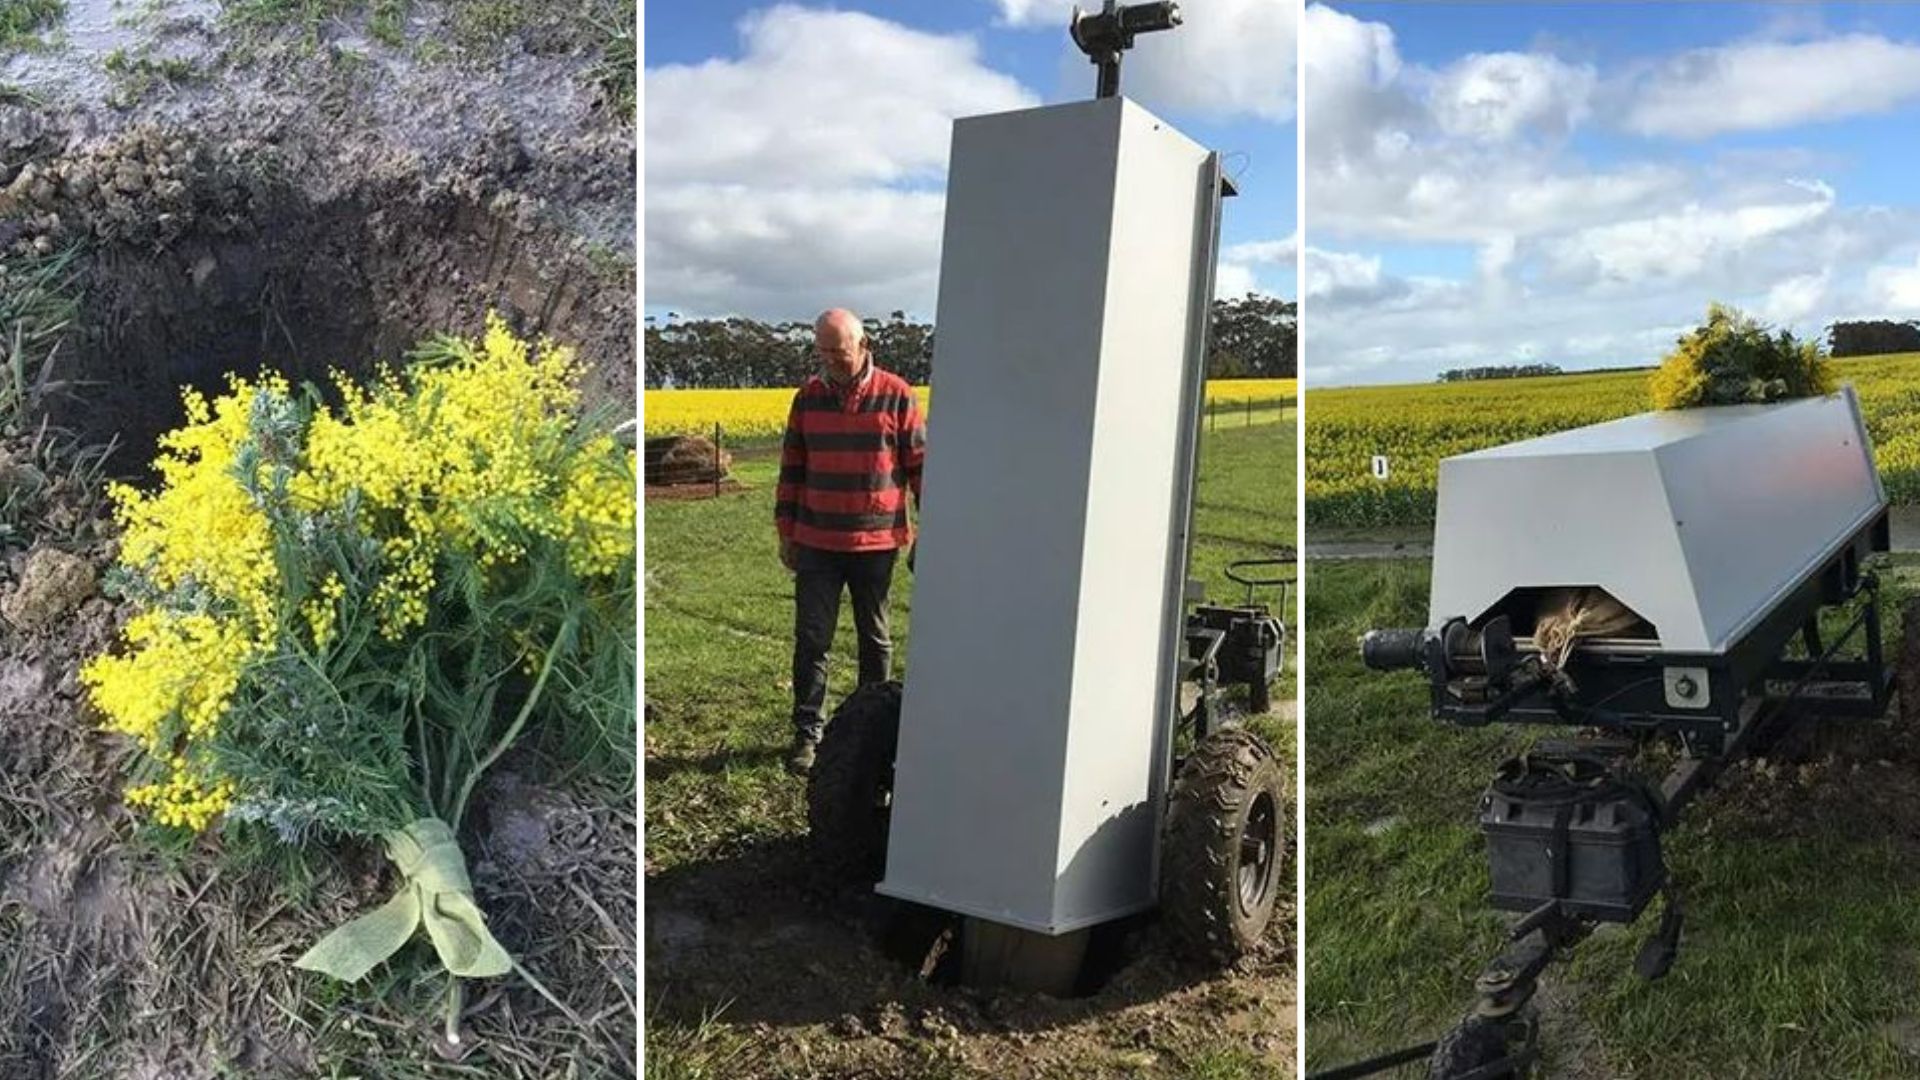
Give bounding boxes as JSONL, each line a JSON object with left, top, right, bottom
{"left": 1437, "top": 363, "right": 1563, "bottom": 382}
{"left": 1432, "top": 319, "right": 1920, "bottom": 385}
{"left": 642, "top": 295, "right": 1297, "bottom": 389}
{"left": 1828, "top": 319, "right": 1920, "bottom": 357}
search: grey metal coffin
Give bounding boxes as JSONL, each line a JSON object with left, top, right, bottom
{"left": 1428, "top": 387, "right": 1886, "bottom": 653}
{"left": 875, "top": 97, "right": 1215, "bottom": 934}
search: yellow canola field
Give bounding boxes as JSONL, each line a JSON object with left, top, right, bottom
{"left": 1306, "top": 354, "right": 1920, "bottom": 528}
{"left": 645, "top": 379, "right": 1297, "bottom": 442}
{"left": 1205, "top": 378, "right": 1298, "bottom": 403}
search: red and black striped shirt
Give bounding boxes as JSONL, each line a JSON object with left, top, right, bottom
{"left": 775, "top": 364, "right": 926, "bottom": 552}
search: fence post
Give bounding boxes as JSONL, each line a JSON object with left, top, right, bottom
{"left": 1245, "top": 396, "right": 1253, "bottom": 427}
{"left": 714, "top": 421, "right": 722, "bottom": 498}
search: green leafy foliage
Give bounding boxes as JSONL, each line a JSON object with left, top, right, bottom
{"left": 1649, "top": 302, "right": 1834, "bottom": 409}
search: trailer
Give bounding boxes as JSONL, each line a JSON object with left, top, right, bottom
{"left": 802, "top": 3, "right": 1292, "bottom": 992}
{"left": 1315, "top": 388, "right": 1920, "bottom": 1079}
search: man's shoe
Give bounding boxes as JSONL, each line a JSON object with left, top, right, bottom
{"left": 786, "top": 732, "right": 819, "bottom": 776}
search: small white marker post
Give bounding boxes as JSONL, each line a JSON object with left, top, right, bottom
{"left": 1371, "top": 454, "right": 1390, "bottom": 481}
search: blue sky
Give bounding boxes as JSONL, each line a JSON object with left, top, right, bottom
{"left": 644, "top": 0, "right": 1297, "bottom": 323}
{"left": 1307, "top": 2, "right": 1920, "bottom": 385}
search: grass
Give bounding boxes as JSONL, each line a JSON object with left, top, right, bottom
{"left": 102, "top": 46, "right": 205, "bottom": 108}
{"left": 646, "top": 423, "right": 1296, "bottom": 872}
{"left": 216, "top": 0, "right": 636, "bottom": 115}
{"left": 0, "top": 0, "right": 61, "bottom": 53}
{"left": 0, "top": 247, "right": 111, "bottom": 548}
{"left": 588, "top": 0, "right": 635, "bottom": 117}
{"left": 1305, "top": 554, "right": 1920, "bottom": 1077}
{"left": 220, "top": 0, "right": 410, "bottom": 47}
{"left": 644, "top": 422, "right": 1296, "bottom": 1073}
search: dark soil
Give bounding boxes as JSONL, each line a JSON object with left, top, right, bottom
{"left": 646, "top": 834, "right": 1296, "bottom": 1078}
{"left": 0, "top": 3, "right": 637, "bottom": 1076}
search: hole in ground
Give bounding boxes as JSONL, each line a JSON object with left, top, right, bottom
{"left": 48, "top": 180, "right": 631, "bottom": 463}
{"left": 873, "top": 900, "right": 1151, "bottom": 998}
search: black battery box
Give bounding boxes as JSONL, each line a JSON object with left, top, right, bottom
{"left": 1187, "top": 604, "right": 1281, "bottom": 684}
{"left": 1479, "top": 751, "right": 1665, "bottom": 923}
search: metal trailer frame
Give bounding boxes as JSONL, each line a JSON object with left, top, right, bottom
{"left": 1422, "top": 507, "right": 1894, "bottom": 758}
{"left": 1318, "top": 485, "right": 1905, "bottom": 1080}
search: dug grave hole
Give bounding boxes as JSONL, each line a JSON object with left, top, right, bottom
{"left": 2, "top": 124, "right": 635, "bottom": 457}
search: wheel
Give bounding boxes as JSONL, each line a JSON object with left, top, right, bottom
{"left": 806, "top": 681, "right": 902, "bottom": 885}
{"left": 1427, "top": 1014, "right": 1521, "bottom": 1080}
{"left": 1161, "top": 726, "right": 1290, "bottom": 964}
{"left": 1900, "top": 597, "right": 1920, "bottom": 727}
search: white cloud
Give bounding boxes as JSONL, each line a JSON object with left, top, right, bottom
{"left": 1125, "top": 0, "right": 1297, "bottom": 121}
{"left": 645, "top": 184, "right": 947, "bottom": 321}
{"left": 1477, "top": 234, "right": 1516, "bottom": 280}
{"left": 1214, "top": 261, "right": 1258, "bottom": 300}
{"left": 1868, "top": 255, "right": 1920, "bottom": 315}
{"left": 648, "top": 7, "right": 1032, "bottom": 187}
{"left": 1301, "top": 3, "right": 1405, "bottom": 159}
{"left": 1540, "top": 180, "right": 1836, "bottom": 285}
{"left": 1226, "top": 231, "right": 1297, "bottom": 266}
{"left": 1427, "top": 52, "right": 1595, "bottom": 142}
{"left": 1625, "top": 35, "right": 1920, "bottom": 139}
{"left": 1306, "top": 196, "right": 1920, "bottom": 384}
{"left": 1303, "top": 247, "right": 1400, "bottom": 305}
{"left": 993, "top": 0, "right": 1069, "bottom": 27}
{"left": 1000, "top": 0, "right": 1296, "bottom": 121}
{"left": 1300, "top": 5, "right": 1920, "bottom": 384}
{"left": 1304, "top": 4, "right": 1687, "bottom": 245}
{"left": 1760, "top": 270, "right": 1831, "bottom": 324}
{"left": 1218, "top": 231, "right": 1297, "bottom": 299}
{"left": 644, "top": 7, "right": 1037, "bottom": 317}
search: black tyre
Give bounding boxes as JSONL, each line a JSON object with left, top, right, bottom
{"left": 1162, "top": 726, "right": 1290, "bottom": 964}
{"left": 1427, "top": 1014, "right": 1523, "bottom": 1080}
{"left": 806, "top": 681, "right": 902, "bottom": 885}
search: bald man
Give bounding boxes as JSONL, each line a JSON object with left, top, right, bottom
{"left": 775, "top": 309, "right": 927, "bottom": 775}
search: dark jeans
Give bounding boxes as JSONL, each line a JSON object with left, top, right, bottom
{"left": 792, "top": 545, "right": 898, "bottom": 740}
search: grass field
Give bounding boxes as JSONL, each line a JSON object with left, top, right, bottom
{"left": 1306, "top": 354, "right": 1920, "bottom": 528}
{"left": 1304, "top": 555, "right": 1920, "bottom": 1077}
{"left": 645, "top": 421, "right": 1297, "bottom": 1078}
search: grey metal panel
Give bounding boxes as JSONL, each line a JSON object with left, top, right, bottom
{"left": 878, "top": 98, "right": 1211, "bottom": 933}
{"left": 1144, "top": 152, "right": 1225, "bottom": 906}
{"left": 1054, "top": 109, "right": 1213, "bottom": 929}
{"left": 1431, "top": 448, "right": 1697, "bottom": 645}
{"left": 1429, "top": 389, "right": 1885, "bottom": 654}
{"left": 1658, "top": 386, "right": 1883, "bottom": 651}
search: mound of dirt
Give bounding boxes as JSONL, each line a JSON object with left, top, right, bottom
{"left": 645, "top": 835, "right": 1294, "bottom": 1077}
{"left": 645, "top": 434, "right": 732, "bottom": 487}
{"left": 1, "top": 547, "right": 96, "bottom": 633}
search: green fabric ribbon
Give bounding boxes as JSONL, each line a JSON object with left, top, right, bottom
{"left": 295, "top": 817, "right": 513, "bottom": 982}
